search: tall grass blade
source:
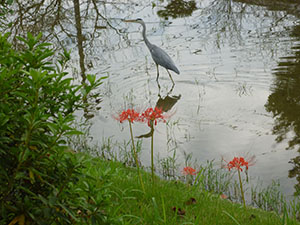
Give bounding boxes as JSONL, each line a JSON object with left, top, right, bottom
{"left": 223, "top": 210, "right": 241, "bottom": 225}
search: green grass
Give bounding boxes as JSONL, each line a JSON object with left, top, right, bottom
{"left": 79, "top": 153, "right": 300, "bottom": 225}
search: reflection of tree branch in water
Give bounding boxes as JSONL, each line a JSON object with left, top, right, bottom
{"left": 193, "top": 0, "right": 297, "bottom": 60}
{"left": 91, "top": 0, "right": 122, "bottom": 35}
{"left": 2, "top": 0, "right": 125, "bottom": 49}
{"left": 1, "top": 0, "right": 133, "bottom": 78}
{"left": 265, "top": 45, "right": 300, "bottom": 152}
{"left": 288, "top": 156, "right": 300, "bottom": 196}
{"left": 157, "top": 0, "right": 197, "bottom": 20}
{"left": 265, "top": 25, "right": 300, "bottom": 196}
{"left": 73, "top": 0, "right": 86, "bottom": 84}
{"left": 233, "top": 0, "right": 300, "bottom": 18}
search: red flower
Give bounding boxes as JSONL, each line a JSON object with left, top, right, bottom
{"left": 224, "top": 157, "right": 251, "bottom": 172}
{"left": 114, "top": 109, "right": 141, "bottom": 123}
{"left": 141, "top": 107, "right": 166, "bottom": 127}
{"left": 182, "top": 167, "right": 197, "bottom": 176}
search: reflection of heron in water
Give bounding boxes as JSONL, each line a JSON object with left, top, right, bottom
{"left": 137, "top": 94, "right": 181, "bottom": 138}
{"left": 122, "top": 18, "right": 180, "bottom": 85}
{"left": 156, "top": 94, "right": 181, "bottom": 113}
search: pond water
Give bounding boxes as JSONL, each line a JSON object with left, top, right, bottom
{"left": 79, "top": 0, "right": 300, "bottom": 198}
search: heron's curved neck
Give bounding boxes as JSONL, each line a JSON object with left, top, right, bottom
{"left": 141, "top": 22, "right": 152, "bottom": 49}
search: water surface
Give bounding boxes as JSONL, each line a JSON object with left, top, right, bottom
{"left": 83, "top": 0, "right": 300, "bottom": 198}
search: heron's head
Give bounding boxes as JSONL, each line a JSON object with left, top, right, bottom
{"left": 122, "top": 18, "right": 144, "bottom": 25}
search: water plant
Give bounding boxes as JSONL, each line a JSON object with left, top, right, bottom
{"left": 157, "top": 151, "right": 178, "bottom": 180}
{"left": 251, "top": 179, "right": 286, "bottom": 215}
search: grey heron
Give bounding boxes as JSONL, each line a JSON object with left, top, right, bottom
{"left": 122, "top": 18, "right": 180, "bottom": 84}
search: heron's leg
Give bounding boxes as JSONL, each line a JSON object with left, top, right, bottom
{"left": 168, "top": 82, "right": 175, "bottom": 95}
{"left": 155, "top": 64, "right": 161, "bottom": 93}
{"left": 156, "top": 63, "right": 159, "bottom": 81}
{"left": 156, "top": 78, "right": 161, "bottom": 95}
{"left": 166, "top": 69, "right": 175, "bottom": 85}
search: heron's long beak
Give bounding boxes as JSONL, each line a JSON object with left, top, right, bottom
{"left": 122, "top": 19, "right": 137, "bottom": 23}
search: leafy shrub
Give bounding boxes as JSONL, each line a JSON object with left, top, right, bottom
{"left": 0, "top": 32, "right": 110, "bottom": 224}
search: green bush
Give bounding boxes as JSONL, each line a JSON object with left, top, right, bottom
{"left": 0, "top": 32, "right": 110, "bottom": 224}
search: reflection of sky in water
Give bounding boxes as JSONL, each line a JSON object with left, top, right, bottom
{"left": 75, "top": 0, "right": 300, "bottom": 197}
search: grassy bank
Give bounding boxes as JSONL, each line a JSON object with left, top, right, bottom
{"left": 78, "top": 152, "right": 300, "bottom": 225}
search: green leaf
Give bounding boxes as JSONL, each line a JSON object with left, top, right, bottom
{"left": 18, "top": 186, "right": 37, "bottom": 197}
{"left": 37, "top": 194, "right": 49, "bottom": 206}
{"left": 37, "top": 42, "right": 52, "bottom": 48}
{"left": 15, "top": 172, "right": 26, "bottom": 180}
{"left": 47, "top": 123, "right": 58, "bottom": 134}
{"left": 87, "top": 74, "right": 96, "bottom": 85}
{"left": 57, "top": 203, "right": 79, "bottom": 222}
{"left": 16, "top": 36, "right": 26, "bottom": 43}
{"left": 36, "top": 32, "right": 42, "bottom": 42}
{"left": 38, "top": 51, "right": 54, "bottom": 61}
{"left": 64, "top": 130, "right": 83, "bottom": 136}
{"left": 60, "top": 78, "right": 72, "bottom": 86}
{"left": 0, "top": 113, "right": 9, "bottom": 126}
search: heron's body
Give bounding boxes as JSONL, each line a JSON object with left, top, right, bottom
{"left": 123, "top": 18, "right": 180, "bottom": 83}
{"left": 149, "top": 44, "right": 180, "bottom": 74}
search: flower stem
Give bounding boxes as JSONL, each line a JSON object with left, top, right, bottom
{"left": 128, "top": 121, "right": 145, "bottom": 192}
{"left": 238, "top": 169, "right": 246, "bottom": 208}
{"left": 151, "top": 127, "right": 154, "bottom": 184}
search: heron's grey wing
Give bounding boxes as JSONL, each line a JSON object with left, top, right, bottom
{"left": 149, "top": 45, "right": 180, "bottom": 74}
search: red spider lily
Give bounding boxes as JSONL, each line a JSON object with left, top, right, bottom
{"left": 222, "top": 155, "right": 255, "bottom": 208}
{"left": 114, "top": 109, "right": 141, "bottom": 123}
{"left": 141, "top": 107, "right": 166, "bottom": 127}
{"left": 223, "top": 157, "right": 252, "bottom": 172}
{"left": 182, "top": 166, "right": 197, "bottom": 176}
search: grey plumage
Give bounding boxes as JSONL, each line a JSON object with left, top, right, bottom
{"left": 150, "top": 45, "right": 180, "bottom": 74}
{"left": 123, "top": 18, "right": 180, "bottom": 84}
